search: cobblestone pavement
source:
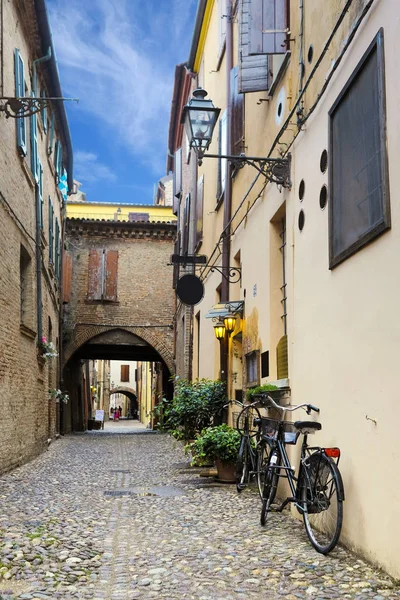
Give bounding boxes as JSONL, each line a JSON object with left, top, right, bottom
{"left": 0, "top": 432, "right": 399, "bottom": 600}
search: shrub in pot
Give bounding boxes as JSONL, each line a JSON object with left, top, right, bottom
{"left": 190, "top": 425, "right": 241, "bottom": 482}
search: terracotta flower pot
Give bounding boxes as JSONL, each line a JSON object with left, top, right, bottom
{"left": 215, "top": 459, "right": 236, "bottom": 483}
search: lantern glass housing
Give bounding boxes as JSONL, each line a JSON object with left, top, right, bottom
{"left": 214, "top": 323, "right": 226, "bottom": 340}
{"left": 223, "top": 314, "right": 237, "bottom": 334}
{"left": 181, "top": 88, "right": 220, "bottom": 156}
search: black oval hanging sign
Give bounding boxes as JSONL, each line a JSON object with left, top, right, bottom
{"left": 176, "top": 274, "right": 204, "bottom": 306}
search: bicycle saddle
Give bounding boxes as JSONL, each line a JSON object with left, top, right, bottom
{"left": 294, "top": 421, "right": 322, "bottom": 431}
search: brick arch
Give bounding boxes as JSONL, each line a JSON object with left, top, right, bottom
{"left": 63, "top": 325, "right": 175, "bottom": 375}
{"left": 109, "top": 386, "right": 137, "bottom": 396}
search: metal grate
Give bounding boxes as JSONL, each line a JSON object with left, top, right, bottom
{"left": 104, "top": 490, "right": 132, "bottom": 497}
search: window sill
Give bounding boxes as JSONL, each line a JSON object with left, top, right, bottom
{"left": 268, "top": 51, "right": 291, "bottom": 98}
{"left": 20, "top": 323, "right": 37, "bottom": 340}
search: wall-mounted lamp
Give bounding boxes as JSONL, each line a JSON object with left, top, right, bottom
{"left": 181, "top": 88, "right": 291, "bottom": 188}
{"left": 214, "top": 321, "right": 226, "bottom": 341}
{"left": 223, "top": 314, "right": 237, "bottom": 334}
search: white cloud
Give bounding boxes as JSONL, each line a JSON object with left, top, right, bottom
{"left": 47, "top": 0, "right": 196, "bottom": 176}
{"left": 74, "top": 151, "right": 117, "bottom": 184}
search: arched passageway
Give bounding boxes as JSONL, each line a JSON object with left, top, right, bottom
{"left": 62, "top": 328, "right": 173, "bottom": 433}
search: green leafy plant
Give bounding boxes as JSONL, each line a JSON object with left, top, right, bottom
{"left": 165, "top": 379, "right": 227, "bottom": 441}
{"left": 190, "top": 425, "right": 241, "bottom": 465}
{"left": 246, "top": 383, "right": 278, "bottom": 401}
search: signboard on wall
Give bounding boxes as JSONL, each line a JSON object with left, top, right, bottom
{"left": 95, "top": 410, "right": 104, "bottom": 422}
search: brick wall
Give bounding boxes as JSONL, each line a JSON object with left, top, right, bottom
{"left": 0, "top": 0, "right": 67, "bottom": 474}
{"left": 62, "top": 219, "right": 176, "bottom": 429}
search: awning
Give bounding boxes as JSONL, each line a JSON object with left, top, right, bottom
{"left": 205, "top": 301, "right": 244, "bottom": 319}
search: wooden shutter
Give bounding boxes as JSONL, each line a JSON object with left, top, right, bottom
{"left": 172, "top": 236, "right": 180, "bottom": 289}
{"left": 173, "top": 148, "right": 182, "bottom": 205}
{"left": 230, "top": 66, "right": 245, "bottom": 154}
{"left": 239, "top": 0, "right": 270, "bottom": 93}
{"left": 121, "top": 365, "right": 129, "bottom": 382}
{"left": 249, "top": 0, "right": 289, "bottom": 55}
{"left": 276, "top": 334, "right": 288, "bottom": 379}
{"left": 14, "top": 49, "right": 27, "bottom": 156}
{"left": 55, "top": 219, "right": 60, "bottom": 278}
{"left": 104, "top": 250, "right": 118, "bottom": 301}
{"left": 62, "top": 251, "right": 72, "bottom": 303}
{"left": 87, "top": 249, "right": 103, "bottom": 301}
{"left": 196, "top": 176, "right": 204, "bottom": 247}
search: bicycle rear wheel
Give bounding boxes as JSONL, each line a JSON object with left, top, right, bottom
{"left": 235, "top": 437, "right": 249, "bottom": 492}
{"left": 301, "top": 453, "right": 343, "bottom": 554}
{"left": 260, "top": 450, "right": 280, "bottom": 526}
{"left": 236, "top": 405, "right": 261, "bottom": 438}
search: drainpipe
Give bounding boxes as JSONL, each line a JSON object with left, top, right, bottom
{"left": 220, "top": 0, "right": 233, "bottom": 391}
{"left": 33, "top": 46, "right": 52, "bottom": 95}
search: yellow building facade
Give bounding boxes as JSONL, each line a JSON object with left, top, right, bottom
{"left": 171, "top": 0, "right": 400, "bottom": 578}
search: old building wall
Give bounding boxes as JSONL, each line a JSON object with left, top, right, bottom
{"left": 0, "top": 0, "right": 70, "bottom": 473}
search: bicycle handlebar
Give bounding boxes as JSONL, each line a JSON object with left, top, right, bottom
{"left": 263, "top": 394, "right": 320, "bottom": 415}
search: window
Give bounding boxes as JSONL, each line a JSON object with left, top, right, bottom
{"left": 246, "top": 350, "right": 260, "bottom": 387}
{"left": 238, "top": 1, "right": 270, "bottom": 92}
{"left": 195, "top": 176, "right": 204, "bottom": 248}
{"left": 14, "top": 49, "right": 27, "bottom": 156}
{"left": 261, "top": 350, "right": 269, "bottom": 378}
{"left": 87, "top": 249, "right": 118, "bottom": 302}
{"left": 20, "top": 245, "right": 32, "bottom": 326}
{"left": 121, "top": 365, "right": 130, "bottom": 382}
{"left": 230, "top": 66, "right": 245, "bottom": 155}
{"left": 54, "top": 140, "right": 63, "bottom": 180}
{"left": 329, "top": 30, "right": 390, "bottom": 268}
{"left": 128, "top": 212, "right": 149, "bottom": 222}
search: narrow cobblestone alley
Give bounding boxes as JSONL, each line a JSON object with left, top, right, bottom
{"left": 0, "top": 432, "right": 399, "bottom": 600}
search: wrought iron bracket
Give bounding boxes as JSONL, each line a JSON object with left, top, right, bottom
{"left": 204, "top": 265, "right": 241, "bottom": 284}
{"left": 0, "top": 96, "right": 79, "bottom": 118}
{"left": 198, "top": 152, "right": 291, "bottom": 188}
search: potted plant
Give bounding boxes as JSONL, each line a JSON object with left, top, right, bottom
{"left": 39, "top": 337, "right": 58, "bottom": 361}
{"left": 190, "top": 425, "right": 241, "bottom": 482}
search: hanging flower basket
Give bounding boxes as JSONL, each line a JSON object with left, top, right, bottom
{"left": 39, "top": 337, "right": 58, "bottom": 361}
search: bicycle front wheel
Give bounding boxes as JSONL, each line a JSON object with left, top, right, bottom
{"left": 236, "top": 405, "right": 261, "bottom": 438}
{"left": 256, "top": 440, "right": 271, "bottom": 500}
{"left": 260, "top": 451, "right": 280, "bottom": 526}
{"left": 301, "top": 453, "right": 344, "bottom": 554}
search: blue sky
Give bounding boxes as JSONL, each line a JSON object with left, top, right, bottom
{"left": 47, "top": 0, "right": 197, "bottom": 204}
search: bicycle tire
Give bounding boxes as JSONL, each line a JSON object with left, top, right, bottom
{"left": 235, "top": 437, "right": 249, "bottom": 492}
{"left": 256, "top": 440, "right": 271, "bottom": 500}
{"left": 300, "top": 453, "right": 343, "bottom": 554}
{"left": 260, "top": 450, "right": 280, "bottom": 526}
{"left": 236, "top": 405, "right": 262, "bottom": 438}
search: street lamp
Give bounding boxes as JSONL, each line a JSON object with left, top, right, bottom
{"left": 181, "top": 88, "right": 220, "bottom": 161}
{"left": 181, "top": 88, "right": 291, "bottom": 187}
{"left": 223, "top": 314, "right": 237, "bottom": 335}
{"left": 214, "top": 321, "right": 226, "bottom": 341}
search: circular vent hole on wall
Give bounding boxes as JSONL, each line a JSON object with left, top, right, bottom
{"left": 298, "top": 210, "right": 305, "bottom": 231}
{"left": 298, "top": 179, "right": 305, "bottom": 201}
{"left": 320, "top": 149, "right": 328, "bottom": 173}
{"left": 319, "top": 185, "right": 328, "bottom": 210}
{"left": 308, "top": 45, "right": 314, "bottom": 64}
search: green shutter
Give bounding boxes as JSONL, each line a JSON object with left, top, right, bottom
{"left": 14, "top": 49, "right": 27, "bottom": 156}
{"left": 48, "top": 197, "right": 54, "bottom": 263}
{"left": 38, "top": 159, "right": 43, "bottom": 229}
{"left": 41, "top": 89, "right": 47, "bottom": 133}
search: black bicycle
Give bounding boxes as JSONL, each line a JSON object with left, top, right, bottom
{"left": 234, "top": 399, "right": 271, "bottom": 499}
{"left": 259, "top": 395, "right": 345, "bottom": 554}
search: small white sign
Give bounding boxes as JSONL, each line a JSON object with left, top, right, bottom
{"left": 95, "top": 410, "right": 104, "bottom": 422}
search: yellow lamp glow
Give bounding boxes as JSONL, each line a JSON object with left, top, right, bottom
{"left": 223, "top": 314, "right": 237, "bottom": 334}
{"left": 214, "top": 323, "right": 226, "bottom": 340}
